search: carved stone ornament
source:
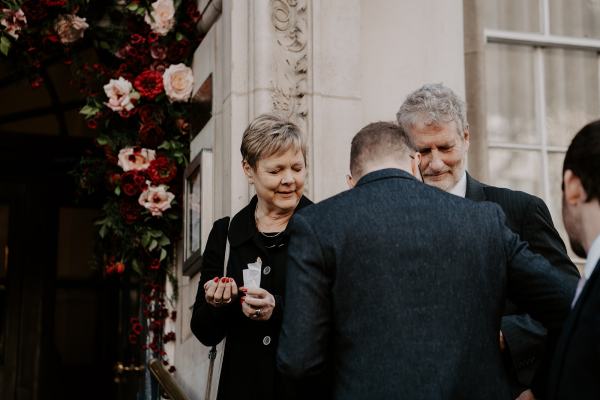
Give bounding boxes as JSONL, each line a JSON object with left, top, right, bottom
{"left": 271, "top": 0, "right": 309, "bottom": 130}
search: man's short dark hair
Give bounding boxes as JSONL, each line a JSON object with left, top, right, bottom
{"left": 563, "top": 119, "right": 600, "bottom": 202}
{"left": 350, "top": 121, "right": 415, "bottom": 178}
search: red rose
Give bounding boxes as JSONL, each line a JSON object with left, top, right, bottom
{"left": 119, "top": 108, "right": 136, "bottom": 119}
{"left": 149, "top": 258, "right": 161, "bottom": 270}
{"left": 138, "top": 104, "right": 165, "bottom": 124}
{"left": 119, "top": 200, "right": 141, "bottom": 223}
{"left": 21, "top": 1, "right": 48, "bottom": 23}
{"left": 168, "top": 366, "right": 176, "bottom": 373}
{"left": 150, "top": 61, "right": 168, "bottom": 73}
{"left": 43, "top": 34, "right": 60, "bottom": 44}
{"left": 30, "top": 76, "right": 44, "bottom": 89}
{"left": 122, "top": 184, "right": 136, "bottom": 197}
{"left": 150, "top": 45, "right": 167, "bottom": 60}
{"left": 131, "top": 33, "right": 145, "bottom": 45}
{"left": 87, "top": 119, "right": 97, "bottom": 129}
{"left": 134, "top": 70, "right": 164, "bottom": 100}
{"left": 186, "top": 2, "right": 201, "bottom": 22}
{"left": 131, "top": 321, "right": 143, "bottom": 335}
{"left": 167, "top": 39, "right": 191, "bottom": 63}
{"left": 148, "top": 156, "right": 177, "bottom": 184}
{"left": 121, "top": 171, "right": 140, "bottom": 196}
{"left": 147, "top": 32, "right": 159, "bottom": 43}
{"left": 42, "top": 0, "right": 67, "bottom": 7}
{"left": 115, "top": 261, "right": 125, "bottom": 274}
{"left": 105, "top": 262, "right": 115, "bottom": 275}
{"left": 139, "top": 122, "right": 165, "bottom": 148}
{"left": 133, "top": 173, "right": 147, "bottom": 191}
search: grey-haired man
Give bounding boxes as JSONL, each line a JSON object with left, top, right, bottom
{"left": 397, "top": 83, "right": 580, "bottom": 399}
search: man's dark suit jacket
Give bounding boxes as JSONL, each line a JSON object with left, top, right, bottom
{"left": 466, "top": 174, "right": 580, "bottom": 391}
{"left": 547, "top": 260, "right": 600, "bottom": 399}
{"left": 277, "top": 169, "right": 576, "bottom": 400}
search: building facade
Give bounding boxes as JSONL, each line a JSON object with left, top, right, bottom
{"left": 173, "top": 0, "right": 596, "bottom": 397}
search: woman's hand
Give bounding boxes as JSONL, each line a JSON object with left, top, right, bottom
{"left": 204, "top": 277, "right": 238, "bottom": 307}
{"left": 240, "top": 287, "right": 275, "bottom": 321}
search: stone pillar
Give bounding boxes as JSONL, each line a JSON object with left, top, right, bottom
{"left": 463, "top": 0, "right": 489, "bottom": 181}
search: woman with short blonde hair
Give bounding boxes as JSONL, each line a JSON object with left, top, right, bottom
{"left": 191, "top": 113, "right": 311, "bottom": 400}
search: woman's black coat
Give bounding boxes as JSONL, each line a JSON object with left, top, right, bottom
{"left": 191, "top": 195, "right": 313, "bottom": 400}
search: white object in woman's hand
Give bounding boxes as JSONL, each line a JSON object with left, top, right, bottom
{"left": 204, "top": 277, "right": 238, "bottom": 307}
{"left": 240, "top": 287, "right": 275, "bottom": 321}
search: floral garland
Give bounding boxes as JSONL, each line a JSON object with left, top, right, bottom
{"left": 1, "top": 0, "right": 202, "bottom": 371}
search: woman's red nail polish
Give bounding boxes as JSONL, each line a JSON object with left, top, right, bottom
{"left": 241, "top": 288, "right": 248, "bottom": 292}
{"left": 213, "top": 277, "right": 219, "bottom": 283}
{"left": 221, "top": 277, "right": 227, "bottom": 283}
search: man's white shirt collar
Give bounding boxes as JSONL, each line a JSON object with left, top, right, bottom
{"left": 448, "top": 172, "right": 467, "bottom": 198}
{"left": 584, "top": 234, "right": 600, "bottom": 280}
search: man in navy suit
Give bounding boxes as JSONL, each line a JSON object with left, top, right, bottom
{"left": 397, "top": 83, "right": 580, "bottom": 399}
{"left": 277, "top": 122, "right": 575, "bottom": 400}
{"left": 546, "top": 120, "right": 600, "bottom": 399}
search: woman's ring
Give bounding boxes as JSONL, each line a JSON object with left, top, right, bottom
{"left": 254, "top": 308, "right": 262, "bottom": 317}
{"left": 214, "top": 299, "right": 222, "bottom": 304}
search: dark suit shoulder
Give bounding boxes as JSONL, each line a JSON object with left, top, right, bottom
{"left": 481, "top": 184, "right": 539, "bottom": 213}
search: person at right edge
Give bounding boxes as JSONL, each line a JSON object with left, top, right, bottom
{"left": 396, "top": 83, "right": 580, "bottom": 400}
{"left": 546, "top": 120, "right": 600, "bottom": 400}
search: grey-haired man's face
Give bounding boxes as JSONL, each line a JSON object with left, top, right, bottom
{"left": 405, "top": 120, "right": 469, "bottom": 192}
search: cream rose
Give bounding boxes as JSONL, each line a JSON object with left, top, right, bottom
{"left": 103, "top": 77, "right": 140, "bottom": 112}
{"left": 144, "top": 0, "right": 175, "bottom": 36}
{"left": 138, "top": 183, "right": 175, "bottom": 216}
{"left": 1, "top": 8, "right": 27, "bottom": 39}
{"left": 117, "top": 147, "right": 156, "bottom": 171}
{"left": 54, "top": 14, "right": 89, "bottom": 44}
{"left": 163, "top": 64, "right": 194, "bottom": 103}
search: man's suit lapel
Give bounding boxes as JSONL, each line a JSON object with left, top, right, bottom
{"left": 550, "top": 259, "right": 600, "bottom": 393}
{"left": 465, "top": 173, "right": 486, "bottom": 202}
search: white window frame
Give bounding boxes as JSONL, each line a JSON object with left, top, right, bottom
{"left": 483, "top": 0, "right": 600, "bottom": 264}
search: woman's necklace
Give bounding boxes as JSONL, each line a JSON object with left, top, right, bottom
{"left": 254, "top": 208, "right": 286, "bottom": 237}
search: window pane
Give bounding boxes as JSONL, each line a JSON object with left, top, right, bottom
{"left": 486, "top": 44, "right": 538, "bottom": 145}
{"left": 484, "top": 0, "right": 541, "bottom": 32}
{"left": 489, "top": 148, "right": 543, "bottom": 197}
{"left": 549, "top": 0, "right": 600, "bottom": 39}
{"left": 545, "top": 49, "right": 600, "bottom": 147}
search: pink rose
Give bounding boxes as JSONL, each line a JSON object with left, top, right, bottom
{"left": 117, "top": 147, "right": 156, "bottom": 172}
{"left": 150, "top": 44, "right": 167, "bottom": 60}
{"left": 1, "top": 8, "right": 27, "bottom": 39}
{"left": 144, "top": 0, "right": 175, "bottom": 36}
{"left": 54, "top": 14, "right": 88, "bottom": 44}
{"left": 138, "top": 183, "right": 175, "bottom": 216}
{"left": 103, "top": 77, "right": 140, "bottom": 112}
{"left": 163, "top": 63, "right": 194, "bottom": 103}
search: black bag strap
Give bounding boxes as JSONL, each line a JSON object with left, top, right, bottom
{"left": 204, "top": 217, "right": 231, "bottom": 400}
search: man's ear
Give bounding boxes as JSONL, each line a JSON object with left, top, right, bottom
{"left": 411, "top": 152, "right": 422, "bottom": 181}
{"left": 242, "top": 160, "right": 254, "bottom": 184}
{"left": 463, "top": 128, "right": 470, "bottom": 149}
{"left": 563, "top": 169, "right": 586, "bottom": 205}
{"left": 346, "top": 174, "right": 356, "bottom": 189}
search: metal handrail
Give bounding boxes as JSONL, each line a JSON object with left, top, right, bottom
{"left": 148, "top": 359, "right": 192, "bottom": 400}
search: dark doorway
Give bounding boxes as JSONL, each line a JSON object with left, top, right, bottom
{"left": 0, "top": 55, "right": 126, "bottom": 399}
{"left": 0, "top": 134, "right": 121, "bottom": 400}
